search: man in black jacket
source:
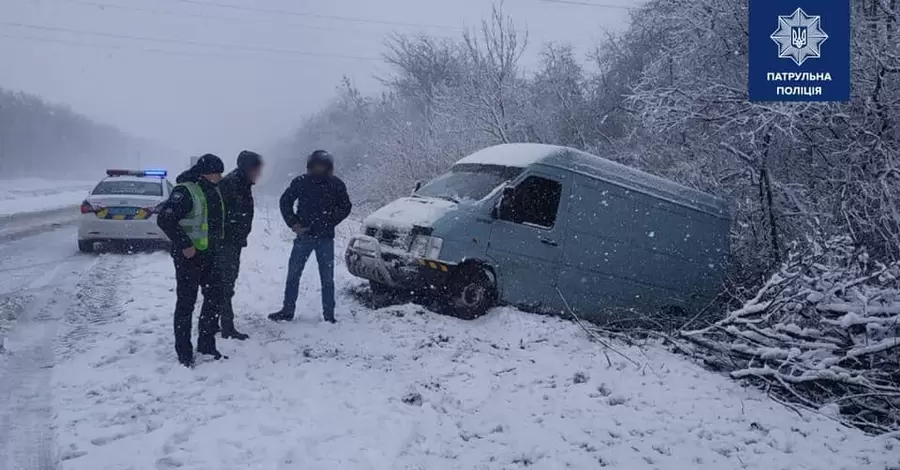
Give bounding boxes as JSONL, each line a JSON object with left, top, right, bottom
{"left": 217, "top": 150, "right": 263, "bottom": 340}
{"left": 156, "top": 154, "right": 227, "bottom": 367}
{"left": 269, "top": 150, "right": 352, "bottom": 323}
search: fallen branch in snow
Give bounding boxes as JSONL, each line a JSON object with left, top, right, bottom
{"left": 556, "top": 287, "right": 641, "bottom": 369}
{"left": 678, "top": 236, "right": 900, "bottom": 435}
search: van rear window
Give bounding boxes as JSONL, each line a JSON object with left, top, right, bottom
{"left": 416, "top": 164, "right": 522, "bottom": 203}
{"left": 92, "top": 180, "right": 162, "bottom": 196}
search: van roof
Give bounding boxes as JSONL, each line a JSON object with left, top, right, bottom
{"left": 456, "top": 143, "right": 729, "bottom": 219}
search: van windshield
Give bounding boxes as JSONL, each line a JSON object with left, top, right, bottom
{"left": 415, "top": 164, "right": 523, "bottom": 203}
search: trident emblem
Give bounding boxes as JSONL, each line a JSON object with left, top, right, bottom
{"left": 791, "top": 26, "right": 808, "bottom": 49}
{"left": 771, "top": 9, "right": 828, "bottom": 66}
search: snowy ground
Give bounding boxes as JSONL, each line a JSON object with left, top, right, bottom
{"left": 0, "top": 178, "right": 94, "bottom": 216}
{"left": 17, "top": 208, "right": 890, "bottom": 470}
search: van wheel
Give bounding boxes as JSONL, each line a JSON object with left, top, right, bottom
{"left": 370, "top": 281, "right": 399, "bottom": 297}
{"left": 448, "top": 265, "right": 496, "bottom": 320}
{"left": 78, "top": 240, "right": 94, "bottom": 253}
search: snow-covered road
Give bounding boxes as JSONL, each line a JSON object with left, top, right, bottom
{"left": 0, "top": 178, "right": 93, "bottom": 217}
{"left": 0, "top": 214, "right": 897, "bottom": 470}
{"left": 0, "top": 225, "right": 118, "bottom": 470}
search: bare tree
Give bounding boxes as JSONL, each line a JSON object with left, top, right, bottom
{"left": 459, "top": 2, "right": 528, "bottom": 143}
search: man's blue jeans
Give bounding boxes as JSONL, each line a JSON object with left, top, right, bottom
{"left": 282, "top": 235, "right": 335, "bottom": 321}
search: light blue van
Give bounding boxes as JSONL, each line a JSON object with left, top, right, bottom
{"left": 345, "top": 143, "right": 730, "bottom": 321}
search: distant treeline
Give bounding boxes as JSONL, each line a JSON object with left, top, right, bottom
{"left": 0, "top": 88, "right": 169, "bottom": 179}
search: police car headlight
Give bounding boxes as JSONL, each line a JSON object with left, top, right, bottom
{"left": 409, "top": 235, "right": 443, "bottom": 259}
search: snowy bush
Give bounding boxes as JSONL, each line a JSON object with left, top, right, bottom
{"left": 680, "top": 237, "right": 900, "bottom": 434}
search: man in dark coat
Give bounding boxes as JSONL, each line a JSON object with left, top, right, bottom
{"left": 269, "top": 150, "right": 352, "bottom": 323}
{"left": 156, "top": 154, "right": 227, "bottom": 367}
{"left": 217, "top": 150, "right": 263, "bottom": 340}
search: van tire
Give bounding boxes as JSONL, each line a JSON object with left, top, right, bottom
{"left": 447, "top": 265, "right": 496, "bottom": 320}
{"left": 78, "top": 240, "right": 94, "bottom": 253}
{"left": 370, "top": 281, "right": 399, "bottom": 297}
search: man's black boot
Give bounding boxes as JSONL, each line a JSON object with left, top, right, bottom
{"left": 268, "top": 310, "right": 294, "bottom": 322}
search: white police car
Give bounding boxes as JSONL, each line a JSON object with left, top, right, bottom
{"left": 77, "top": 169, "right": 172, "bottom": 252}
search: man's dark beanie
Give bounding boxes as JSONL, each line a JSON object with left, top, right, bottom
{"left": 237, "top": 150, "right": 263, "bottom": 171}
{"left": 194, "top": 153, "right": 225, "bottom": 175}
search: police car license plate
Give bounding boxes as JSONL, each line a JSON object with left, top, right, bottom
{"left": 108, "top": 207, "right": 139, "bottom": 216}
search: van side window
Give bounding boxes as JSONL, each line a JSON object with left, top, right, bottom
{"left": 506, "top": 176, "right": 562, "bottom": 228}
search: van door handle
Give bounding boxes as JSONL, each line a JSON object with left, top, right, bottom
{"left": 540, "top": 237, "right": 558, "bottom": 247}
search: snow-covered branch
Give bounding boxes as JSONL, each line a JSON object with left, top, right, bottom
{"left": 680, "top": 237, "right": 900, "bottom": 434}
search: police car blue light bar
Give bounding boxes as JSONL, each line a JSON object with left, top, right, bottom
{"left": 106, "top": 169, "right": 167, "bottom": 177}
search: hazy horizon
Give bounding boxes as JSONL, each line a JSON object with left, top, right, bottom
{"left": 0, "top": 0, "right": 638, "bottom": 160}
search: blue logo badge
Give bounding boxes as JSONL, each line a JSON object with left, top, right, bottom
{"left": 749, "top": 0, "right": 850, "bottom": 102}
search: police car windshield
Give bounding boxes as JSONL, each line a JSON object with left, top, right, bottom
{"left": 92, "top": 180, "right": 162, "bottom": 196}
{"left": 416, "top": 164, "right": 523, "bottom": 203}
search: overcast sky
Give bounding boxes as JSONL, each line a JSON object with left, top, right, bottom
{"left": 0, "top": 0, "right": 637, "bottom": 161}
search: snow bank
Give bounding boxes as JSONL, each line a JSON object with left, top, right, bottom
{"left": 49, "top": 216, "right": 897, "bottom": 469}
{"left": 0, "top": 178, "right": 94, "bottom": 216}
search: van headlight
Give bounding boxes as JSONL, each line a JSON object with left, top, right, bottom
{"left": 409, "top": 235, "right": 443, "bottom": 259}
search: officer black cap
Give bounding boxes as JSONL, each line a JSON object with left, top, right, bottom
{"left": 194, "top": 153, "right": 225, "bottom": 175}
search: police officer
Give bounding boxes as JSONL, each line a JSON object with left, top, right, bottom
{"left": 157, "top": 154, "right": 227, "bottom": 367}
{"left": 217, "top": 150, "right": 264, "bottom": 340}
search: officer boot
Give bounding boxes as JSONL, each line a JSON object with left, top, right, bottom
{"left": 175, "top": 340, "right": 194, "bottom": 368}
{"left": 220, "top": 317, "right": 250, "bottom": 341}
{"left": 196, "top": 335, "right": 226, "bottom": 360}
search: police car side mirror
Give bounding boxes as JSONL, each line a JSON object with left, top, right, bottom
{"left": 414, "top": 180, "right": 423, "bottom": 192}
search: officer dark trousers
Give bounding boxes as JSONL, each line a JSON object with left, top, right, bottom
{"left": 173, "top": 251, "right": 223, "bottom": 360}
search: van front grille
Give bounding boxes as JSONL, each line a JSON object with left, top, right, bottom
{"left": 365, "top": 226, "right": 403, "bottom": 247}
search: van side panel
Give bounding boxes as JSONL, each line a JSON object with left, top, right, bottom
{"left": 559, "top": 174, "right": 644, "bottom": 318}
{"left": 628, "top": 191, "right": 729, "bottom": 302}
{"left": 558, "top": 173, "right": 728, "bottom": 320}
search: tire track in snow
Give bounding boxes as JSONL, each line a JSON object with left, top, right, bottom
{"left": 57, "top": 255, "right": 129, "bottom": 361}
{"left": 0, "top": 246, "right": 125, "bottom": 470}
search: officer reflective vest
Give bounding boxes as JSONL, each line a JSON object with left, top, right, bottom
{"left": 177, "top": 182, "right": 224, "bottom": 251}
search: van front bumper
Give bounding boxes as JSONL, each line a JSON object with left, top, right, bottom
{"left": 345, "top": 235, "right": 452, "bottom": 289}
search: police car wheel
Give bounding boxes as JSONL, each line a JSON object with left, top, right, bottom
{"left": 78, "top": 240, "right": 94, "bottom": 253}
{"left": 449, "top": 266, "right": 495, "bottom": 320}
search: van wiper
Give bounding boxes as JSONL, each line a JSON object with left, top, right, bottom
{"left": 433, "top": 195, "right": 460, "bottom": 204}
